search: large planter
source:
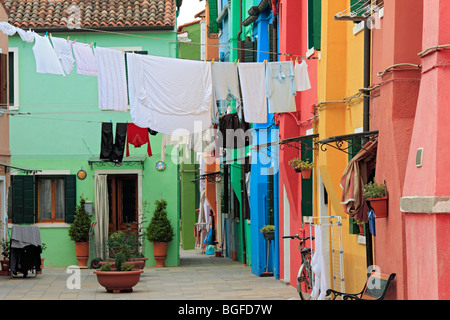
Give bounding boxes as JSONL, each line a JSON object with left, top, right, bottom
{"left": 1, "top": 259, "right": 9, "bottom": 272}
{"left": 94, "top": 269, "right": 143, "bottom": 293}
{"left": 153, "top": 242, "right": 168, "bottom": 267}
{"left": 132, "top": 257, "right": 148, "bottom": 269}
{"left": 368, "top": 196, "right": 388, "bottom": 218}
{"left": 99, "top": 260, "right": 144, "bottom": 270}
{"left": 75, "top": 242, "right": 89, "bottom": 268}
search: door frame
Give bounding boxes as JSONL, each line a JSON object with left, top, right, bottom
{"left": 94, "top": 169, "right": 143, "bottom": 238}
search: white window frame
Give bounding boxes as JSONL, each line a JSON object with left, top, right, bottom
{"left": 8, "top": 47, "right": 19, "bottom": 111}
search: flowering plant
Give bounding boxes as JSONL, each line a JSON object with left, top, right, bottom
{"left": 288, "top": 157, "right": 315, "bottom": 170}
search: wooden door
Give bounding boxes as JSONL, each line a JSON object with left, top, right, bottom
{"left": 108, "top": 175, "right": 138, "bottom": 235}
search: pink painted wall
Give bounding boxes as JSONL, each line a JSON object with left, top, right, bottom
{"left": 277, "top": 0, "right": 317, "bottom": 286}
{"left": 402, "top": 0, "right": 450, "bottom": 300}
{"left": 370, "top": 0, "right": 423, "bottom": 300}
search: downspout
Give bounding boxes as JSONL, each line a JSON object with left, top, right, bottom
{"left": 363, "top": 22, "right": 374, "bottom": 271}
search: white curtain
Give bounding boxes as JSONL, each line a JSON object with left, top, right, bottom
{"left": 94, "top": 174, "right": 109, "bottom": 260}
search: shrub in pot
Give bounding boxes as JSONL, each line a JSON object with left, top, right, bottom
{"left": 146, "top": 199, "right": 174, "bottom": 267}
{"left": 68, "top": 195, "right": 91, "bottom": 268}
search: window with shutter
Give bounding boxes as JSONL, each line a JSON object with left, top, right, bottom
{"left": 308, "top": 0, "right": 322, "bottom": 51}
{"left": 11, "top": 175, "right": 36, "bottom": 224}
{"left": 348, "top": 138, "right": 363, "bottom": 234}
{"left": 64, "top": 175, "right": 77, "bottom": 223}
{"left": 301, "top": 139, "right": 314, "bottom": 217}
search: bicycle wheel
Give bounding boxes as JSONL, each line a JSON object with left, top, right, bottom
{"left": 297, "top": 262, "right": 314, "bottom": 300}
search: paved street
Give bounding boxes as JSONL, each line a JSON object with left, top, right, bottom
{"left": 0, "top": 249, "right": 299, "bottom": 300}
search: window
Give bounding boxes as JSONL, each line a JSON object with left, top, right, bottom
{"left": 8, "top": 175, "right": 77, "bottom": 224}
{"left": 308, "top": 0, "right": 322, "bottom": 51}
{"left": 8, "top": 48, "right": 19, "bottom": 110}
{"left": 37, "top": 177, "right": 65, "bottom": 222}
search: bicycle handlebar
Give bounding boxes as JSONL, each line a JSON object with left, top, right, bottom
{"left": 282, "top": 234, "right": 315, "bottom": 241}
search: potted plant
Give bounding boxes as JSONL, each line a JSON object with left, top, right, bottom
{"left": 0, "top": 237, "right": 10, "bottom": 272}
{"left": 288, "top": 157, "right": 315, "bottom": 179}
{"left": 68, "top": 195, "right": 91, "bottom": 268}
{"left": 364, "top": 180, "right": 388, "bottom": 218}
{"left": 93, "top": 237, "right": 143, "bottom": 293}
{"left": 260, "top": 225, "right": 275, "bottom": 241}
{"left": 146, "top": 199, "right": 174, "bottom": 267}
{"left": 355, "top": 220, "right": 365, "bottom": 235}
{"left": 102, "top": 231, "right": 144, "bottom": 270}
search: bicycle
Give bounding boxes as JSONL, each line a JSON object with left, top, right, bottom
{"left": 283, "top": 234, "right": 315, "bottom": 300}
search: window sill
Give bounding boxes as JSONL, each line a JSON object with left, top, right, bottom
{"left": 8, "top": 222, "right": 71, "bottom": 228}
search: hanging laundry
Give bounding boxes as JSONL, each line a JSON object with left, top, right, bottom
{"left": 16, "top": 28, "right": 35, "bottom": 43}
{"left": 211, "top": 62, "right": 241, "bottom": 102}
{"left": 238, "top": 62, "right": 268, "bottom": 123}
{"left": 0, "top": 22, "right": 17, "bottom": 36}
{"left": 126, "top": 53, "right": 213, "bottom": 135}
{"left": 50, "top": 36, "right": 75, "bottom": 76}
{"left": 295, "top": 59, "right": 312, "bottom": 92}
{"left": 72, "top": 42, "right": 98, "bottom": 76}
{"left": 99, "top": 122, "right": 127, "bottom": 162}
{"left": 32, "top": 33, "right": 65, "bottom": 76}
{"left": 218, "top": 112, "right": 251, "bottom": 149}
{"left": 94, "top": 47, "right": 128, "bottom": 112}
{"left": 266, "top": 61, "right": 297, "bottom": 113}
{"left": 126, "top": 123, "right": 152, "bottom": 157}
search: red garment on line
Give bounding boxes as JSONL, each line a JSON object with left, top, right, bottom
{"left": 126, "top": 123, "right": 152, "bottom": 157}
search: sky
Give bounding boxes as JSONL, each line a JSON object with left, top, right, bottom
{"left": 177, "top": 0, "right": 206, "bottom": 26}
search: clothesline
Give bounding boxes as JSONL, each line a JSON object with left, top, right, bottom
{"left": 0, "top": 18, "right": 311, "bottom": 59}
{"left": 0, "top": 21, "right": 312, "bottom": 135}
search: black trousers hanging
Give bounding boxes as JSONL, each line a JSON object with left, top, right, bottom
{"left": 100, "top": 122, "right": 127, "bottom": 163}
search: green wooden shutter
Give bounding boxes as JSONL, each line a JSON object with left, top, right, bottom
{"left": 308, "top": 0, "right": 322, "bottom": 51}
{"left": 301, "top": 139, "right": 314, "bottom": 217}
{"left": 11, "top": 175, "right": 36, "bottom": 224}
{"left": 208, "top": 0, "right": 220, "bottom": 33}
{"left": 351, "top": 0, "right": 366, "bottom": 18}
{"left": 64, "top": 175, "right": 77, "bottom": 223}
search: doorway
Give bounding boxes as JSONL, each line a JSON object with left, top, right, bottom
{"left": 107, "top": 174, "right": 138, "bottom": 235}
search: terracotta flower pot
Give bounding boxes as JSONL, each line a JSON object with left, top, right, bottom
{"left": 301, "top": 168, "right": 312, "bottom": 179}
{"left": 368, "top": 196, "right": 388, "bottom": 218}
{"left": 75, "top": 242, "right": 89, "bottom": 268}
{"left": 1, "top": 259, "right": 9, "bottom": 272}
{"left": 94, "top": 269, "right": 143, "bottom": 293}
{"left": 153, "top": 242, "right": 168, "bottom": 267}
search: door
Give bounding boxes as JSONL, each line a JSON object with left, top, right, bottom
{"left": 107, "top": 175, "right": 138, "bottom": 235}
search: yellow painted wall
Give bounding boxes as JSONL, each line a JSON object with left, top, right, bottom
{"left": 314, "top": 0, "right": 370, "bottom": 295}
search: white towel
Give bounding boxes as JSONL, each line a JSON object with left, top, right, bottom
{"left": 32, "top": 33, "right": 65, "bottom": 76}
{"left": 0, "top": 22, "right": 17, "bottom": 36}
{"left": 238, "top": 62, "right": 268, "bottom": 123}
{"left": 127, "top": 53, "right": 213, "bottom": 134}
{"left": 211, "top": 62, "right": 241, "bottom": 102}
{"left": 295, "top": 59, "right": 312, "bottom": 92}
{"left": 266, "top": 61, "right": 297, "bottom": 113}
{"left": 72, "top": 42, "right": 97, "bottom": 76}
{"left": 50, "top": 36, "right": 75, "bottom": 76}
{"left": 94, "top": 47, "right": 128, "bottom": 112}
{"left": 311, "top": 225, "right": 329, "bottom": 300}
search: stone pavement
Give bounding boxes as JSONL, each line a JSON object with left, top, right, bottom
{"left": 0, "top": 249, "right": 300, "bottom": 300}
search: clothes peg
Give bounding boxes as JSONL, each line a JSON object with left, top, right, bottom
{"left": 212, "top": 58, "right": 215, "bottom": 64}
{"left": 90, "top": 42, "right": 93, "bottom": 48}
{"left": 67, "top": 36, "right": 70, "bottom": 43}
{"left": 94, "top": 42, "right": 97, "bottom": 48}
{"left": 45, "top": 31, "right": 48, "bottom": 37}
{"left": 234, "top": 59, "right": 237, "bottom": 65}
{"left": 122, "top": 48, "right": 125, "bottom": 54}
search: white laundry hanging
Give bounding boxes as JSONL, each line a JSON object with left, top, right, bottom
{"left": 32, "top": 33, "right": 65, "bottom": 76}
{"left": 211, "top": 62, "right": 241, "bottom": 103}
{"left": 72, "top": 42, "right": 98, "bottom": 76}
{"left": 50, "top": 36, "right": 75, "bottom": 76}
{"left": 238, "top": 62, "right": 268, "bottom": 123}
{"left": 311, "top": 225, "right": 329, "bottom": 300}
{"left": 0, "top": 22, "right": 17, "bottom": 36}
{"left": 16, "top": 28, "right": 35, "bottom": 43}
{"left": 295, "top": 59, "right": 312, "bottom": 92}
{"left": 126, "top": 53, "right": 213, "bottom": 135}
{"left": 94, "top": 47, "right": 128, "bottom": 112}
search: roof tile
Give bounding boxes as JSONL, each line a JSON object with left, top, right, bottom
{"left": 2, "top": 0, "right": 176, "bottom": 30}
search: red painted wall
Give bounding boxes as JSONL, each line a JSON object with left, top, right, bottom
{"left": 370, "top": 0, "right": 423, "bottom": 300}
{"left": 277, "top": 0, "right": 317, "bottom": 287}
{"left": 402, "top": 0, "right": 450, "bottom": 300}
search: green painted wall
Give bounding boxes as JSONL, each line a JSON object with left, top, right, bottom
{"left": 178, "top": 22, "right": 201, "bottom": 60}
{"left": 8, "top": 30, "right": 181, "bottom": 267}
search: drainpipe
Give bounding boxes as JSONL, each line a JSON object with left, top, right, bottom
{"left": 363, "top": 22, "right": 374, "bottom": 271}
